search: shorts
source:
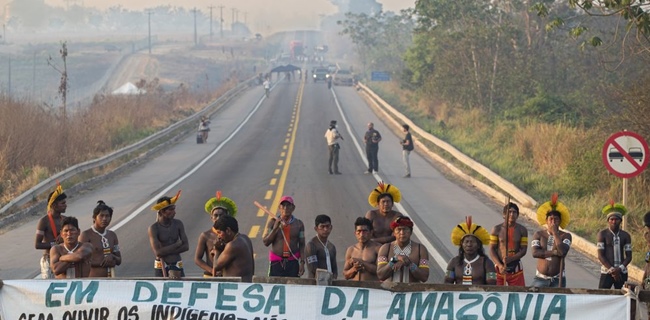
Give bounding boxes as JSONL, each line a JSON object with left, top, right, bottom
{"left": 40, "top": 255, "right": 53, "bottom": 279}
{"left": 154, "top": 259, "right": 185, "bottom": 278}
{"left": 268, "top": 259, "right": 299, "bottom": 277}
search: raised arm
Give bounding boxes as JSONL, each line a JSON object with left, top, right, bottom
{"left": 262, "top": 218, "right": 281, "bottom": 247}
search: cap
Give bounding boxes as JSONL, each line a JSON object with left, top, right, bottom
{"left": 280, "top": 195, "right": 294, "bottom": 205}
{"left": 330, "top": 120, "right": 337, "bottom": 125}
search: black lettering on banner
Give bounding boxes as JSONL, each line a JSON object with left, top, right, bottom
{"left": 19, "top": 313, "right": 54, "bottom": 320}
{"left": 151, "top": 304, "right": 240, "bottom": 320}
{"left": 117, "top": 306, "right": 140, "bottom": 320}
{"left": 61, "top": 308, "right": 109, "bottom": 320}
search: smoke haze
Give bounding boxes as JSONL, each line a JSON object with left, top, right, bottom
{"left": 40, "top": 0, "right": 412, "bottom": 31}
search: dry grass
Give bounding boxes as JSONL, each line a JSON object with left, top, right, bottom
{"left": 0, "top": 77, "right": 238, "bottom": 207}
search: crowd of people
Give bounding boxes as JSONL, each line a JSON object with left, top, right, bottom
{"left": 34, "top": 179, "right": 650, "bottom": 296}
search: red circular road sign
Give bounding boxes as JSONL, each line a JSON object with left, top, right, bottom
{"left": 602, "top": 131, "right": 649, "bottom": 178}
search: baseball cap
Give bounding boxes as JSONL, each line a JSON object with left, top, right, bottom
{"left": 280, "top": 196, "right": 294, "bottom": 205}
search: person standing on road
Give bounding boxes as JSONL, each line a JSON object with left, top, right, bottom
{"left": 35, "top": 182, "right": 67, "bottom": 279}
{"left": 531, "top": 194, "right": 572, "bottom": 288}
{"left": 325, "top": 120, "right": 343, "bottom": 175}
{"left": 305, "top": 214, "right": 338, "bottom": 279}
{"left": 344, "top": 217, "right": 382, "bottom": 281}
{"left": 263, "top": 78, "right": 270, "bottom": 97}
{"left": 377, "top": 216, "right": 430, "bottom": 283}
{"left": 195, "top": 191, "right": 237, "bottom": 277}
{"left": 489, "top": 202, "right": 528, "bottom": 286}
{"left": 262, "top": 196, "right": 306, "bottom": 277}
{"left": 445, "top": 216, "right": 495, "bottom": 285}
{"left": 212, "top": 215, "right": 255, "bottom": 282}
{"left": 148, "top": 190, "right": 190, "bottom": 279}
{"left": 400, "top": 124, "right": 414, "bottom": 178}
{"left": 365, "top": 181, "right": 404, "bottom": 244}
{"left": 363, "top": 122, "right": 382, "bottom": 174}
{"left": 50, "top": 216, "right": 93, "bottom": 279}
{"left": 597, "top": 201, "right": 632, "bottom": 289}
{"left": 79, "top": 200, "right": 121, "bottom": 277}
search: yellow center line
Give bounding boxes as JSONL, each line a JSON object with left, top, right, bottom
{"left": 280, "top": 152, "right": 286, "bottom": 157}
{"left": 277, "top": 160, "right": 284, "bottom": 166}
{"left": 248, "top": 225, "right": 260, "bottom": 238}
{"left": 274, "top": 169, "right": 280, "bottom": 175}
{"left": 264, "top": 190, "right": 273, "bottom": 200}
{"left": 260, "top": 78, "right": 305, "bottom": 238}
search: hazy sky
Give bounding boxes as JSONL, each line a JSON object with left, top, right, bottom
{"left": 42, "top": 0, "right": 414, "bottom": 30}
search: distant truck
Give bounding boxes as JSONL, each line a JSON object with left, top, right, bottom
{"left": 290, "top": 40, "right": 304, "bottom": 60}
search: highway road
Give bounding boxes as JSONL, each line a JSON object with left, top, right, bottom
{"left": 0, "top": 70, "right": 601, "bottom": 288}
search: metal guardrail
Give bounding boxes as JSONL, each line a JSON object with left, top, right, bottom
{"left": 0, "top": 79, "right": 253, "bottom": 217}
{"left": 357, "top": 82, "right": 537, "bottom": 208}
{"left": 356, "top": 82, "right": 646, "bottom": 283}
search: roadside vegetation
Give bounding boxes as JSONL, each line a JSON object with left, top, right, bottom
{"left": 0, "top": 77, "right": 239, "bottom": 213}
{"left": 339, "top": 2, "right": 650, "bottom": 267}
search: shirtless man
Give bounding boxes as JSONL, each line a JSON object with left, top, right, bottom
{"left": 50, "top": 217, "right": 93, "bottom": 279}
{"left": 79, "top": 200, "right": 121, "bottom": 277}
{"left": 212, "top": 215, "right": 255, "bottom": 282}
{"left": 597, "top": 202, "right": 632, "bottom": 289}
{"left": 531, "top": 210, "right": 572, "bottom": 287}
{"left": 489, "top": 202, "right": 528, "bottom": 286}
{"left": 343, "top": 217, "right": 381, "bottom": 281}
{"left": 445, "top": 216, "right": 495, "bottom": 285}
{"left": 305, "top": 215, "right": 338, "bottom": 279}
{"left": 377, "top": 217, "right": 430, "bottom": 283}
{"left": 35, "top": 184, "right": 67, "bottom": 279}
{"left": 148, "top": 191, "right": 190, "bottom": 279}
{"left": 195, "top": 192, "right": 237, "bottom": 277}
{"left": 262, "top": 196, "right": 306, "bottom": 277}
{"left": 365, "top": 182, "right": 403, "bottom": 244}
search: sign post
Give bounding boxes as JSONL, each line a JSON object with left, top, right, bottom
{"left": 602, "top": 130, "right": 649, "bottom": 229}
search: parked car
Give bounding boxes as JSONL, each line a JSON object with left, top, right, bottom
{"left": 333, "top": 69, "right": 354, "bottom": 86}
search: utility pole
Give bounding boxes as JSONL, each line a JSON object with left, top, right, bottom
{"left": 219, "top": 5, "right": 224, "bottom": 38}
{"left": 147, "top": 11, "right": 153, "bottom": 54}
{"left": 231, "top": 8, "right": 235, "bottom": 30}
{"left": 208, "top": 5, "right": 215, "bottom": 41}
{"left": 192, "top": 7, "right": 198, "bottom": 46}
{"left": 7, "top": 57, "right": 11, "bottom": 96}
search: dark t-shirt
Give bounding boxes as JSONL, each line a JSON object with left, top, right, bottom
{"left": 364, "top": 129, "right": 381, "bottom": 149}
{"left": 403, "top": 132, "right": 414, "bottom": 151}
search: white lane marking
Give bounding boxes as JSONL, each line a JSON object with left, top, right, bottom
{"left": 330, "top": 88, "right": 448, "bottom": 271}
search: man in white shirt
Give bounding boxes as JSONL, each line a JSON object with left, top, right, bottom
{"left": 324, "top": 120, "right": 343, "bottom": 175}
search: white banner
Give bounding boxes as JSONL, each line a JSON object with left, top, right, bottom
{"left": 0, "top": 279, "right": 630, "bottom": 320}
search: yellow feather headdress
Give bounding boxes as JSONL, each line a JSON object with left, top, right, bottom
{"left": 151, "top": 190, "right": 181, "bottom": 211}
{"left": 602, "top": 199, "right": 627, "bottom": 220}
{"left": 451, "top": 216, "right": 490, "bottom": 246}
{"left": 47, "top": 181, "right": 65, "bottom": 209}
{"left": 204, "top": 191, "right": 237, "bottom": 218}
{"left": 368, "top": 181, "right": 401, "bottom": 207}
{"left": 536, "top": 193, "right": 570, "bottom": 228}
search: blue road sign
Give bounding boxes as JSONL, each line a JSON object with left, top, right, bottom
{"left": 371, "top": 71, "right": 391, "bottom": 81}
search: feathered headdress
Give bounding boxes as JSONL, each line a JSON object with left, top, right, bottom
{"left": 47, "top": 181, "right": 65, "bottom": 209}
{"left": 368, "top": 181, "right": 401, "bottom": 207}
{"left": 602, "top": 199, "right": 627, "bottom": 220}
{"left": 151, "top": 190, "right": 181, "bottom": 211}
{"left": 204, "top": 191, "right": 237, "bottom": 218}
{"left": 536, "top": 193, "right": 570, "bottom": 228}
{"left": 451, "top": 216, "right": 490, "bottom": 246}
